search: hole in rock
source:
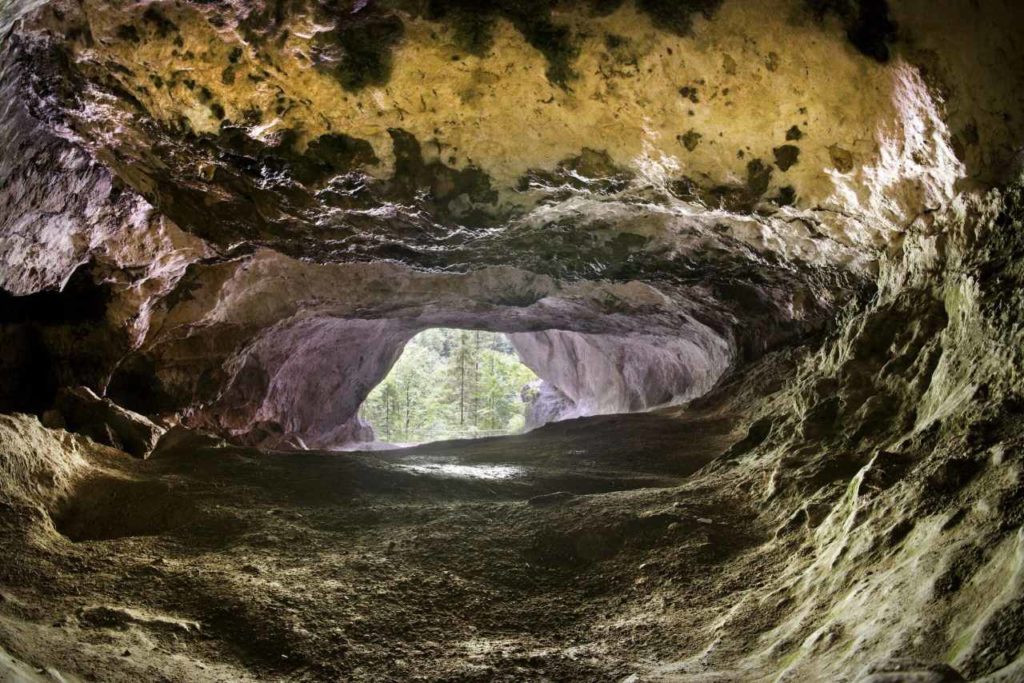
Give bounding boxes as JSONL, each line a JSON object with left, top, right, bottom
{"left": 358, "top": 329, "right": 539, "bottom": 446}
{"left": 211, "top": 313, "right": 730, "bottom": 451}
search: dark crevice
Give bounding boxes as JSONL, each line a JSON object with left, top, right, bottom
{"left": 805, "top": 0, "right": 897, "bottom": 62}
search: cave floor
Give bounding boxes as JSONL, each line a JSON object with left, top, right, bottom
{"left": 0, "top": 403, "right": 783, "bottom": 682}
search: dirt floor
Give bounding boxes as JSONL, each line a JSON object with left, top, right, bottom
{"left": 0, "top": 397, "right": 778, "bottom": 682}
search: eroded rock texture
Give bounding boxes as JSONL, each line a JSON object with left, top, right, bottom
{"left": 1, "top": 0, "right": 1024, "bottom": 680}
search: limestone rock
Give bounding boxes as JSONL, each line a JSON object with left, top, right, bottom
{"left": 148, "top": 426, "right": 228, "bottom": 460}
{"left": 53, "top": 387, "right": 163, "bottom": 458}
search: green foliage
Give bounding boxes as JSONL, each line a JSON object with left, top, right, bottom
{"left": 360, "top": 329, "right": 537, "bottom": 443}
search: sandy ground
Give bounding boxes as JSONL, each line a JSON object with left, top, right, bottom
{"left": 0, "top": 401, "right": 778, "bottom": 682}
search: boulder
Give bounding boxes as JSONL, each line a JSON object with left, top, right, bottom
{"left": 148, "top": 425, "right": 228, "bottom": 459}
{"left": 53, "top": 387, "right": 163, "bottom": 458}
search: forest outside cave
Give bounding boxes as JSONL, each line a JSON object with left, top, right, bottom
{"left": 359, "top": 329, "right": 539, "bottom": 445}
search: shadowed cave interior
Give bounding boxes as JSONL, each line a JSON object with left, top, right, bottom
{"left": 2, "top": 0, "right": 1024, "bottom": 681}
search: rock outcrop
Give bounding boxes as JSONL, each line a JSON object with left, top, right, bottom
{"left": 51, "top": 386, "right": 164, "bottom": 458}
{"left": 0, "top": 413, "right": 91, "bottom": 541}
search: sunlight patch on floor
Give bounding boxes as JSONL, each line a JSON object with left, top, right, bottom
{"left": 394, "top": 461, "right": 525, "bottom": 480}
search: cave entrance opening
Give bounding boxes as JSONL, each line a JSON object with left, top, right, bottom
{"left": 358, "top": 328, "right": 539, "bottom": 446}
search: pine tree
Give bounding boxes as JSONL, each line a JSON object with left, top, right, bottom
{"left": 362, "top": 329, "right": 537, "bottom": 444}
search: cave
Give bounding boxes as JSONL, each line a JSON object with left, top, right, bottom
{"left": 357, "top": 323, "right": 718, "bottom": 446}
{"left": 1, "top": 0, "right": 1024, "bottom": 680}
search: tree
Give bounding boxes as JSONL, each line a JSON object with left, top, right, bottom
{"left": 360, "top": 329, "right": 537, "bottom": 444}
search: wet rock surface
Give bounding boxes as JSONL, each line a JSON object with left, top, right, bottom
{"left": 1, "top": 0, "right": 1024, "bottom": 680}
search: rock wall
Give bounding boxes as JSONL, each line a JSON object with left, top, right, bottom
{"left": 676, "top": 178, "right": 1024, "bottom": 682}
{"left": 511, "top": 328, "right": 730, "bottom": 423}
{"left": 2, "top": 0, "right": 1015, "bottom": 446}
{"left": 0, "top": 0, "right": 1022, "bottom": 445}
{"left": 127, "top": 254, "right": 740, "bottom": 447}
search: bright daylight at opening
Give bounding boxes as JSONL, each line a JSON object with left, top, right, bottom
{"left": 359, "top": 329, "right": 538, "bottom": 446}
